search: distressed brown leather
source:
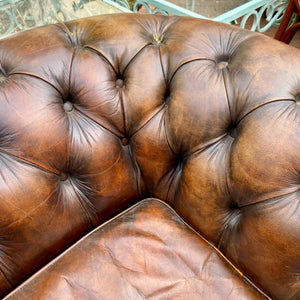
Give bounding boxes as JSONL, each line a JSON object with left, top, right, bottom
{"left": 0, "top": 13, "right": 299, "bottom": 299}
{"left": 4, "top": 199, "right": 266, "bottom": 299}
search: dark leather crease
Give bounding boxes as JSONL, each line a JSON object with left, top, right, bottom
{"left": 168, "top": 57, "right": 216, "bottom": 86}
{"left": 122, "top": 42, "right": 153, "bottom": 76}
{"left": 130, "top": 104, "right": 166, "bottom": 138}
{"left": 238, "top": 186, "right": 300, "bottom": 209}
{"left": 6, "top": 72, "right": 64, "bottom": 97}
{"left": 84, "top": 45, "right": 118, "bottom": 75}
{"left": 0, "top": 148, "right": 59, "bottom": 175}
{"left": 237, "top": 98, "right": 296, "bottom": 125}
{"left": 75, "top": 105, "right": 123, "bottom": 138}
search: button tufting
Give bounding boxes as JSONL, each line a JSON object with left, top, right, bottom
{"left": 0, "top": 67, "right": 7, "bottom": 83}
{"left": 164, "top": 92, "right": 170, "bottom": 105}
{"left": 63, "top": 101, "right": 74, "bottom": 112}
{"left": 121, "top": 137, "right": 129, "bottom": 146}
{"left": 217, "top": 61, "right": 229, "bottom": 69}
{"left": 229, "top": 127, "right": 237, "bottom": 138}
{"left": 59, "top": 172, "right": 68, "bottom": 181}
{"left": 296, "top": 93, "right": 300, "bottom": 105}
{"left": 152, "top": 33, "right": 164, "bottom": 45}
{"left": 116, "top": 79, "right": 124, "bottom": 88}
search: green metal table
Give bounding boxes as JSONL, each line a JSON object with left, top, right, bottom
{"left": 0, "top": 0, "right": 290, "bottom": 38}
{"left": 0, "top": 0, "right": 124, "bottom": 37}
{"left": 116, "top": 0, "right": 289, "bottom": 32}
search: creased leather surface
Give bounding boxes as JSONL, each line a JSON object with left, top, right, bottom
{"left": 4, "top": 199, "right": 266, "bottom": 300}
{"left": 0, "top": 14, "right": 299, "bottom": 299}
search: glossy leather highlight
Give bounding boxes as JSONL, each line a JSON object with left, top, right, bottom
{"left": 0, "top": 14, "right": 299, "bottom": 299}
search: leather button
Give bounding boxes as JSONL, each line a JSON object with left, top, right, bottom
{"left": 217, "top": 61, "right": 228, "bottom": 69}
{"left": 63, "top": 101, "right": 73, "bottom": 112}
{"left": 152, "top": 33, "right": 164, "bottom": 44}
{"left": 0, "top": 74, "right": 6, "bottom": 83}
{"left": 116, "top": 79, "right": 124, "bottom": 88}
{"left": 0, "top": 67, "right": 7, "bottom": 82}
{"left": 229, "top": 127, "right": 237, "bottom": 138}
{"left": 121, "top": 138, "right": 129, "bottom": 146}
{"left": 59, "top": 172, "right": 68, "bottom": 181}
{"left": 296, "top": 93, "right": 300, "bottom": 105}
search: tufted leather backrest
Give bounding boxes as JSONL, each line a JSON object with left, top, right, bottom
{"left": 0, "top": 14, "right": 299, "bottom": 299}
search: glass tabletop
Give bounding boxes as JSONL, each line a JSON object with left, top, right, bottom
{"left": 0, "top": 0, "right": 124, "bottom": 38}
{"left": 167, "top": 0, "right": 251, "bottom": 18}
{"left": 0, "top": 0, "right": 290, "bottom": 38}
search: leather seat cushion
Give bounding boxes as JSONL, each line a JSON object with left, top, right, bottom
{"left": 4, "top": 199, "right": 266, "bottom": 299}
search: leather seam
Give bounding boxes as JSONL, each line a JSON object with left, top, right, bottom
{"left": 221, "top": 67, "right": 233, "bottom": 123}
{"left": 130, "top": 104, "right": 166, "bottom": 138}
{"left": 168, "top": 57, "right": 215, "bottom": 86}
{"left": 7, "top": 72, "right": 64, "bottom": 97}
{"left": 158, "top": 45, "right": 167, "bottom": 85}
{"left": 74, "top": 106, "right": 123, "bottom": 138}
{"left": 2, "top": 198, "right": 271, "bottom": 300}
{"left": 84, "top": 45, "right": 118, "bottom": 75}
{"left": 153, "top": 199, "right": 271, "bottom": 299}
{"left": 0, "top": 148, "right": 59, "bottom": 176}
{"left": 237, "top": 98, "right": 295, "bottom": 124}
{"left": 239, "top": 186, "right": 300, "bottom": 209}
{"left": 122, "top": 42, "right": 152, "bottom": 75}
{"left": 128, "top": 145, "right": 144, "bottom": 199}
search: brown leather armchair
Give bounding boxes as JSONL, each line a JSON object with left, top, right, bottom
{"left": 0, "top": 13, "right": 299, "bottom": 300}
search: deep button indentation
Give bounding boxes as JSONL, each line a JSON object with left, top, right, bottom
{"left": 116, "top": 79, "right": 124, "bottom": 88}
{"left": 121, "top": 137, "right": 129, "bottom": 146}
{"left": 63, "top": 101, "right": 74, "bottom": 112}
{"left": 59, "top": 172, "right": 69, "bottom": 181}
{"left": 0, "top": 73, "right": 6, "bottom": 83}
{"left": 152, "top": 33, "right": 164, "bottom": 45}
{"left": 164, "top": 90, "right": 170, "bottom": 104}
{"left": 0, "top": 67, "right": 8, "bottom": 83}
{"left": 230, "top": 202, "right": 240, "bottom": 210}
{"left": 227, "top": 206, "right": 241, "bottom": 227}
{"left": 217, "top": 61, "right": 229, "bottom": 69}
{"left": 295, "top": 93, "right": 300, "bottom": 105}
{"left": 175, "top": 153, "right": 184, "bottom": 171}
{"left": 228, "top": 124, "right": 237, "bottom": 139}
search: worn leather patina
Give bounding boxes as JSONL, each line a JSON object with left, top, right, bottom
{"left": 0, "top": 14, "right": 299, "bottom": 299}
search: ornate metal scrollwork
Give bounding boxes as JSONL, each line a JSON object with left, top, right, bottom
{"left": 113, "top": 0, "right": 292, "bottom": 33}
{"left": 106, "top": 0, "right": 130, "bottom": 9}
{"left": 240, "top": 0, "right": 289, "bottom": 32}
{"left": 133, "top": 0, "right": 169, "bottom": 15}
{"left": 0, "top": 0, "right": 293, "bottom": 38}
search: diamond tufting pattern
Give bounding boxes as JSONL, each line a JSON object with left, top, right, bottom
{"left": 0, "top": 14, "right": 299, "bottom": 299}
